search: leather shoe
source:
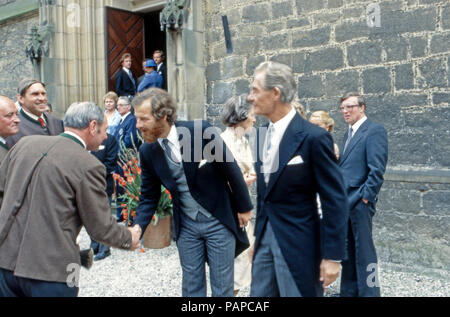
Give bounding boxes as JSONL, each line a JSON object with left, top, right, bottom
{"left": 94, "top": 250, "right": 111, "bottom": 261}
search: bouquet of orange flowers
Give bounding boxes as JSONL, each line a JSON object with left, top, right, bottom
{"left": 113, "top": 137, "right": 173, "bottom": 227}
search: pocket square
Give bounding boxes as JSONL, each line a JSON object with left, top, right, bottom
{"left": 198, "top": 159, "right": 208, "bottom": 168}
{"left": 287, "top": 155, "right": 304, "bottom": 165}
{"left": 98, "top": 145, "right": 105, "bottom": 151}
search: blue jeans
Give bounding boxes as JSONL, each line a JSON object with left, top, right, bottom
{"left": 250, "top": 221, "right": 302, "bottom": 297}
{"left": 176, "top": 212, "right": 235, "bottom": 297}
{"left": 0, "top": 268, "right": 78, "bottom": 297}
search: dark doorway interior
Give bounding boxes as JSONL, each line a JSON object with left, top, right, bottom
{"left": 144, "top": 10, "right": 166, "bottom": 61}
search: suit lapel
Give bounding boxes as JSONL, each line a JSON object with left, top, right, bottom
{"left": 264, "top": 114, "right": 306, "bottom": 200}
{"left": 255, "top": 123, "right": 269, "bottom": 197}
{"left": 339, "top": 119, "right": 371, "bottom": 164}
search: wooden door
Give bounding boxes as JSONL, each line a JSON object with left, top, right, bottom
{"left": 106, "top": 8, "right": 145, "bottom": 92}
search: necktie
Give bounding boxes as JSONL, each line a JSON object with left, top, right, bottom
{"left": 263, "top": 124, "right": 274, "bottom": 183}
{"left": 343, "top": 127, "right": 353, "bottom": 154}
{"left": 38, "top": 117, "right": 46, "bottom": 128}
{"left": 127, "top": 69, "right": 136, "bottom": 90}
{"left": 162, "top": 139, "right": 180, "bottom": 165}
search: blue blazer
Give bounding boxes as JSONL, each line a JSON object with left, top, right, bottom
{"left": 254, "top": 113, "right": 349, "bottom": 297}
{"left": 114, "top": 113, "right": 139, "bottom": 150}
{"left": 91, "top": 133, "right": 118, "bottom": 197}
{"left": 134, "top": 120, "right": 253, "bottom": 256}
{"left": 115, "top": 69, "right": 136, "bottom": 97}
{"left": 339, "top": 119, "right": 388, "bottom": 210}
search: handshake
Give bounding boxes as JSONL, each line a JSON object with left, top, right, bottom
{"left": 128, "top": 224, "right": 142, "bottom": 251}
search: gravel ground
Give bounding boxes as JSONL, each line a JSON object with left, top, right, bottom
{"left": 76, "top": 228, "right": 449, "bottom": 297}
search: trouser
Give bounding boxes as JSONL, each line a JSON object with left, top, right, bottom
{"left": 176, "top": 212, "right": 235, "bottom": 297}
{"left": 0, "top": 268, "right": 78, "bottom": 297}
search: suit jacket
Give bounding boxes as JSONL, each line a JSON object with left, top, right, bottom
{"left": 115, "top": 68, "right": 137, "bottom": 97}
{"left": 91, "top": 133, "right": 118, "bottom": 197}
{"left": 0, "top": 143, "right": 8, "bottom": 165}
{"left": 339, "top": 118, "right": 388, "bottom": 210}
{"left": 157, "top": 63, "right": 167, "bottom": 90}
{"left": 0, "top": 135, "right": 132, "bottom": 283}
{"left": 6, "top": 109, "right": 64, "bottom": 148}
{"left": 134, "top": 120, "right": 253, "bottom": 256}
{"left": 254, "top": 113, "right": 349, "bottom": 297}
{"left": 114, "top": 113, "right": 140, "bottom": 150}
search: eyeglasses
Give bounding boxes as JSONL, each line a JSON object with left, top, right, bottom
{"left": 117, "top": 103, "right": 129, "bottom": 107}
{"left": 339, "top": 104, "right": 359, "bottom": 111}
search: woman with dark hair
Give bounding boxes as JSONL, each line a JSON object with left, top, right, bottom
{"left": 220, "top": 93, "right": 256, "bottom": 296}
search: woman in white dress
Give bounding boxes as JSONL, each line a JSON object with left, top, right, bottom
{"left": 220, "top": 94, "right": 256, "bottom": 296}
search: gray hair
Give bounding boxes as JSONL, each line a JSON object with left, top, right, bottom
{"left": 17, "top": 78, "right": 45, "bottom": 96}
{"left": 117, "top": 96, "right": 131, "bottom": 106}
{"left": 64, "top": 101, "right": 105, "bottom": 129}
{"left": 254, "top": 61, "right": 296, "bottom": 103}
{"left": 221, "top": 94, "right": 252, "bottom": 127}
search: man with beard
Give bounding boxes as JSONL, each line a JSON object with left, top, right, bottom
{"left": 6, "top": 79, "right": 64, "bottom": 148}
{"left": 0, "top": 96, "right": 20, "bottom": 163}
{"left": 133, "top": 88, "right": 253, "bottom": 297}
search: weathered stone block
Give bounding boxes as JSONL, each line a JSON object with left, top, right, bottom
{"left": 325, "top": 70, "right": 360, "bottom": 97}
{"left": 206, "top": 62, "right": 221, "bottom": 82}
{"left": 292, "top": 26, "right": 330, "bottom": 48}
{"left": 292, "top": 52, "right": 307, "bottom": 73}
{"left": 272, "top": 1, "right": 293, "bottom": 19}
{"left": 370, "top": 8, "right": 436, "bottom": 36}
{"left": 430, "top": 32, "right": 450, "bottom": 54}
{"left": 409, "top": 36, "right": 427, "bottom": 58}
{"left": 222, "top": 56, "right": 243, "bottom": 80}
{"left": 213, "top": 82, "right": 233, "bottom": 104}
{"left": 335, "top": 20, "right": 370, "bottom": 42}
{"left": 263, "top": 33, "right": 289, "bottom": 51}
{"left": 383, "top": 36, "right": 408, "bottom": 62}
{"left": 298, "top": 74, "right": 324, "bottom": 98}
{"left": 246, "top": 55, "right": 265, "bottom": 76}
{"left": 242, "top": 3, "right": 270, "bottom": 23}
{"left": 443, "top": 5, "right": 450, "bottom": 29}
{"left": 377, "top": 188, "right": 422, "bottom": 214}
{"left": 308, "top": 98, "right": 340, "bottom": 113}
{"left": 266, "top": 22, "right": 285, "bottom": 33}
{"left": 395, "top": 63, "right": 414, "bottom": 90}
{"left": 234, "top": 79, "right": 250, "bottom": 96}
{"left": 233, "top": 37, "right": 261, "bottom": 56}
{"left": 347, "top": 41, "right": 382, "bottom": 66}
{"left": 270, "top": 53, "right": 293, "bottom": 69}
{"left": 432, "top": 92, "right": 450, "bottom": 105}
{"left": 363, "top": 67, "right": 391, "bottom": 94}
{"left": 313, "top": 11, "right": 341, "bottom": 25}
{"left": 423, "top": 191, "right": 450, "bottom": 216}
{"left": 296, "top": 0, "right": 325, "bottom": 14}
{"left": 418, "top": 57, "right": 447, "bottom": 89}
{"left": 287, "top": 17, "right": 310, "bottom": 29}
{"left": 306, "top": 47, "right": 344, "bottom": 72}
{"left": 328, "top": 0, "right": 344, "bottom": 9}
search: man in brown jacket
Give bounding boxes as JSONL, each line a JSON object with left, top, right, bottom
{"left": 0, "top": 96, "right": 20, "bottom": 164}
{"left": 0, "top": 101, "right": 141, "bottom": 297}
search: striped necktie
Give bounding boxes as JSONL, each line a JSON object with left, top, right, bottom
{"left": 343, "top": 127, "right": 353, "bottom": 154}
{"left": 38, "top": 117, "right": 46, "bottom": 128}
{"left": 162, "top": 139, "right": 180, "bottom": 165}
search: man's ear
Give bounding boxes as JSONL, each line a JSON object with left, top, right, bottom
{"left": 17, "top": 94, "right": 24, "bottom": 105}
{"left": 273, "top": 87, "right": 282, "bottom": 101}
{"left": 89, "top": 120, "right": 98, "bottom": 135}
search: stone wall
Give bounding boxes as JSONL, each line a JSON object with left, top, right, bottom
{"left": 204, "top": 0, "right": 450, "bottom": 270}
{"left": 0, "top": 10, "right": 37, "bottom": 99}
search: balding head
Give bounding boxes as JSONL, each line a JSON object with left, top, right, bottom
{"left": 0, "top": 96, "right": 20, "bottom": 138}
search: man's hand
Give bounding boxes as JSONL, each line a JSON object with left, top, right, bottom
{"left": 237, "top": 210, "right": 252, "bottom": 228}
{"left": 320, "top": 259, "right": 341, "bottom": 294}
{"left": 244, "top": 172, "right": 257, "bottom": 187}
{"left": 128, "top": 225, "right": 142, "bottom": 250}
{"left": 362, "top": 198, "right": 369, "bottom": 204}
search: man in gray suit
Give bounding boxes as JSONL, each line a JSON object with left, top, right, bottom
{"left": 6, "top": 79, "right": 64, "bottom": 148}
{"left": 0, "top": 102, "right": 141, "bottom": 297}
{"left": 338, "top": 92, "right": 388, "bottom": 297}
{"left": 0, "top": 96, "right": 20, "bottom": 164}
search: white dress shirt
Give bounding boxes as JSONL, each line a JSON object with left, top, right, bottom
{"left": 349, "top": 115, "right": 367, "bottom": 134}
{"left": 262, "top": 106, "right": 297, "bottom": 183}
{"left": 0, "top": 136, "right": 6, "bottom": 145}
{"left": 157, "top": 124, "right": 181, "bottom": 163}
{"left": 22, "top": 108, "right": 46, "bottom": 125}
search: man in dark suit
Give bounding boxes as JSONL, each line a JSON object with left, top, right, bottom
{"left": 248, "top": 61, "right": 349, "bottom": 297}
{"left": 0, "top": 102, "right": 141, "bottom": 297}
{"left": 0, "top": 96, "right": 20, "bottom": 164}
{"left": 132, "top": 88, "right": 253, "bottom": 297}
{"left": 115, "top": 53, "right": 137, "bottom": 99}
{"left": 153, "top": 50, "right": 167, "bottom": 90}
{"left": 89, "top": 133, "right": 119, "bottom": 261}
{"left": 338, "top": 92, "right": 388, "bottom": 297}
{"left": 6, "top": 79, "right": 64, "bottom": 148}
{"left": 114, "top": 96, "right": 140, "bottom": 221}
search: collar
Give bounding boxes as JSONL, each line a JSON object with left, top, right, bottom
{"left": 0, "top": 137, "right": 7, "bottom": 150}
{"left": 21, "top": 108, "right": 46, "bottom": 124}
{"left": 223, "top": 127, "right": 248, "bottom": 145}
{"left": 61, "top": 131, "right": 87, "bottom": 149}
{"left": 349, "top": 115, "right": 367, "bottom": 134}
{"left": 158, "top": 124, "right": 179, "bottom": 149}
{"left": 270, "top": 106, "right": 296, "bottom": 136}
{"left": 0, "top": 136, "right": 6, "bottom": 145}
{"left": 121, "top": 112, "right": 131, "bottom": 122}
{"left": 123, "top": 67, "right": 131, "bottom": 73}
